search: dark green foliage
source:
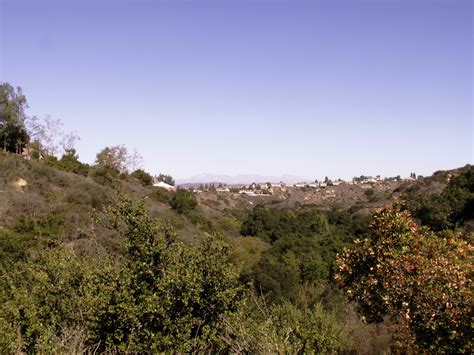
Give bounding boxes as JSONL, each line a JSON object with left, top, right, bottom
{"left": 43, "top": 155, "right": 59, "bottom": 166}
{"left": 0, "top": 228, "right": 39, "bottom": 266}
{"left": 0, "top": 83, "right": 29, "bottom": 153}
{"left": 241, "top": 206, "right": 363, "bottom": 303}
{"left": 186, "top": 209, "right": 217, "bottom": 234}
{"left": 92, "top": 193, "right": 242, "bottom": 351}
{"left": 404, "top": 165, "right": 474, "bottom": 232}
{"left": 365, "top": 187, "right": 381, "bottom": 202}
{"left": 13, "top": 212, "right": 65, "bottom": 242}
{"left": 444, "top": 167, "right": 474, "bottom": 225}
{"left": 130, "top": 168, "right": 153, "bottom": 186}
{"left": 0, "top": 211, "right": 65, "bottom": 267}
{"left": 89, "top": 165, "right": 120, "bottom": 186}
{"left": 64, "top": 182, "right": 112, "bottom": 209}
{"left": 0, "top": 192, "right": 242, "bottom": 352}
{"left": 327, "top": 206, "right": 373, "bottom": 238}
{"left": 169, "top": 188, "right": 198, "bottom": 214}
{"left": 59, "top": 149, "right": 90, "bottom": 176}
{"left": 156, "top": 173, "right": 175, "bottom": 186}
{"left": 148, "top": 186, "right": 173, "bottom": 203}
{"left": 0, "top": 247, "right": 103, "bottom": 352}
{"left": 216, "top": 214, "right": 242, "bottom": 234}
{"left": 241, "top": 206, "right": 335, "bottom": 243}
{"left": 44, "top": 149, "right": 90, "bottom": 176}
{"left": 240, "top": 206, "right": 290, "bottom": 243}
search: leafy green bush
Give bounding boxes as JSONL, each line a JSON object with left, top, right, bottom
{"left": 169, "top": 188, "right": 197, "bottom": 214}
{"left": 186, "top": 209, "right": 216, "bottom": 234}
{"left": 0, "top": 248, "right": 103, "bottom": 353}
{"left": 0, "top": 192, "right": 243, "bottom": 352}
{"left": 217, "top": 214, "right": 242, "bottom": 234}
{"left": 64, "top": 182, "right": 111, "bottom": 209}
{"left": 0, "top": 228, "right": 39, "bottom": 266}
{"left": 0, "top": 209, "right": 67, "bottom": 267}
{"left": 131, "top": 168, "right": 153, "bottom": 186}
{"left": 92, "top": 192, "right": 242, "bottom": 351}
{"left": 88, "top": 165, "right": 119, "bottom": 186}
{"left": 148, "top": 186, "right": 174, "bottom": 204}
{"left": 404, "top": 166, "right": 474, "bottom": 232}
{"left": 53, "top": 149, "right": 90, "bottom": 176}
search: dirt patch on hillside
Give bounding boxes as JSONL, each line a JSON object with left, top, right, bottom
{"left": 13, "top": 178, "right": 28, "bottom": 191}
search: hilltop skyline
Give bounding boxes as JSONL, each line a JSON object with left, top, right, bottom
{"left": 1, "top": 0, "right": 472, "bottom": 180}
{"left": 175, "top": 166, "right": 467, "bottom": 185}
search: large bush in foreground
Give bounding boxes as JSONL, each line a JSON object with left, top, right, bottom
{"left": 91, "top": 192, "right": 242, "bottom": 351}
{"left": 336, "top": 205, "right": 473, "bottom": 353}
{"left": 0, "top": 192, "right": 241, "bottom": 352}
{"left": 0, "top": 247, "right": 105, "bottom": 353}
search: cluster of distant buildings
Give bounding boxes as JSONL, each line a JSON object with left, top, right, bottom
{"left": 187, "top": 174, "right": 418, "bottom": 196}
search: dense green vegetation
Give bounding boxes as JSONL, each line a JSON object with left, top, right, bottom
{"left": 0, "top": 153, "right": 379, "bottom": 352}
{"left": 240, "top": 205, "right": 371, "bottom": 303}
{"left": 0, "top": 192, "right": 242, "bottom": 352}
{"left": 130, "top": 168, "right": 154, "bottom": 186}
{"left": 170, "top": 188, "right": 198, "bottom": 214}
{"left": 0, "top": 82, "right": 472, "bottom": 352}
{"left": 403, "top": 165, "right": 474, "bottom": 232}
{"left": 0, "top": 151, "right": 472, "bottom": 352}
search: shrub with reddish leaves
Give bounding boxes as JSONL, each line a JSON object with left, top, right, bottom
{"left": 336, "top": 205, "right": 473, "bottom": 353}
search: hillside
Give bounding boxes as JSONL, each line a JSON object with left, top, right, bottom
{"left": 0, "top": 152, "right": 472, "bottom": 353}
{"left": 0, "top": 153, "right": 220, "bottom": 260}
{"left": 196, "top": 179, "right": 402, "bottom": 212}
{"left": 1, "top": 153, "right": 471, "bottom": 259}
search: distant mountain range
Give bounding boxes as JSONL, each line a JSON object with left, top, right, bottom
{"left": 176, "top": 173, "right": 308, "bottom": 186}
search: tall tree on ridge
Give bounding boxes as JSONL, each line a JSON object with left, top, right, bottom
{"left": 0, "top": 83, "right": 29, "bottom": 153}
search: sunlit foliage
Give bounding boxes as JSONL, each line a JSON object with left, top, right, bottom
{"left": 336, "top": 205, "right": 473, "bottom": 353}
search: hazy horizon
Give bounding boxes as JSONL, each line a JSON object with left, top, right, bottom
{"left": 175, "top": 162, "right": 471, "bottom": 184}
{"left": 1, "top": 0, "right": 472, "bottom": 180}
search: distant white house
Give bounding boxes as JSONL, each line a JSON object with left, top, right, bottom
{"left": 239, "top": 190, "right": 263, "bottom": 196}
{"left": 216, "top": 187, "right": 230, "bottom": 193}
{"left": 152, "top": 181, "right": 176, "bottom": 191}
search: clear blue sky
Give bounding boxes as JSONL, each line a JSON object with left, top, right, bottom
{"left": 1, "top": 0, "right": 472, "bottom": 180}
